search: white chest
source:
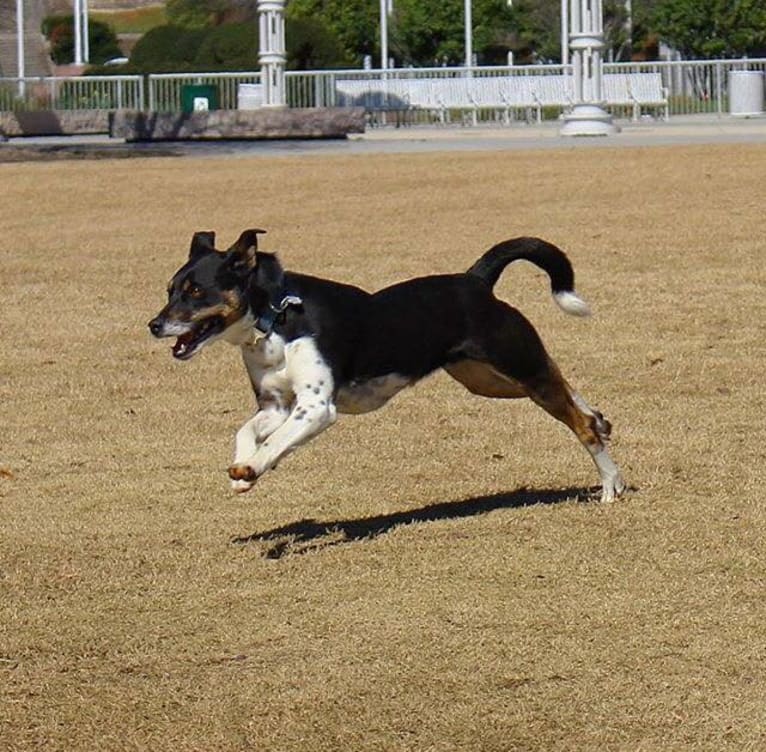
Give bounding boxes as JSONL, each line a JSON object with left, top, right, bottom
{"left": 240, "top": 334, "right": 292, "bottom": 402}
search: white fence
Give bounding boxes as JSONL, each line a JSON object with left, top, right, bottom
{"left": 0, "top": 59, "right": 764, "bottom": 123}
{"left": 0, "top": 75, "right": 143, "bottom": 111}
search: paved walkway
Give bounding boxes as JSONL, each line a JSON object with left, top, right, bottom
{"left": 353, "top": 114, "right": 766, "bottom": 152}
{"left": 3, "top": 113, "right": 765, "bottom": 159}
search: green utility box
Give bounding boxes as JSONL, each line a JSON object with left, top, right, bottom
{"left": 181, "top": 84, "right": 219, "bottom": 113}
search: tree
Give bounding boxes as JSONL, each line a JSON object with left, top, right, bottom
{"left": 652, "top": 0, "right": 766, "bottom": 58}
{"left": 166, "top": 0, "right": 230, "bottom": 29}
{"left": 42, "top": 15, "right": 122, "bottom": 65}
{"left": 128, "top": 19, "right": 348, "bottom": 73}
{"left": 286, "top": 16, "right": 352, "bottom": 70}
{"left": 505, "top": 0, "right": 562, "bottom": 63}
{"left": 287, "top": 0, "right": 379, "bottom": 66}
{"left": 129, "top": 25, "right": 208, "bottom": 71}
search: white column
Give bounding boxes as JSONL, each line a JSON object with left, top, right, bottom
{"left": 16, "top": 0, "right": 25, "bottom": 97}
{"left": 257, "top": 0, "right": 286, "bottom": 107}
{"left": 380, "top": 0, "right": 388, "bottom": 69}
{"left": 560, "top": 0, "right": 616, "bottom": 136}
{"left": 561, "top": 0, "right": 568, "bottom": 66}
{"left": 464, "top": 0, "right": 473, "bottom": 68}
{"left": 73, "top": 0, "right": 83, "bottom": 65}
{"left": 83, "top": 0, "right": 90, "bottom": 63}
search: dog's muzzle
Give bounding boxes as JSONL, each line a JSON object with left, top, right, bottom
{"left": 148, "top": 314, "right": 225, "bottom": 360}
{"left": 148, "top": 317, "right": 164, "bottom": 338}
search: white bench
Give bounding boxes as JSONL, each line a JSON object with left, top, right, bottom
{"left": 333, "top": 78, "right": 415, "bottom": 125}
{"left": 336, "top": 75, "right": 574, "bottom": 125}
{"left": 603, "top": 72, "right": 669, "bottom": 120}
{"left": 336, "top": 73, "right": 669, "bottom": 125}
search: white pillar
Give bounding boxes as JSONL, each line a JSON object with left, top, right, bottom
{"left": 16, "top": 0, "right": 25, "bottom": 97}
{"left": 561, "top": 0, "right": 568, "bottom": 66}
{"left": 380, "top": 0, "right": 388, "bottom": 69}
{"left": 257, "top": 0, "right": 286, "bottom": 107}
{"left": 560, "top": 0, "right": 616, "bottom": 136}
{"left": 73, "top": 0, "right": 83, "bottom": 65}
{"left": 464, "top": 0, "right": 473, "bottom": 68}
{"left": 83, "top": 0, "right": 90, "bottom": 63}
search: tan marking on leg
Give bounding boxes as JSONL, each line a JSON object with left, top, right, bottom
{"left": 444, "top": 360, "right": 529, "bottom": 398}
{"left": 527, "top": 360, "right": 625, "bottom": 501}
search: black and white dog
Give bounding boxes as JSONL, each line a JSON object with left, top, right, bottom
{"left": 149, "top": 230, "right": 625, "bottom": 502}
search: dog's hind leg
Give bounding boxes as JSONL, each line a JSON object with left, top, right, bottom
{"left": 524, "top": 363, "right": 625, "bottom": 502}
{"left": 449, "top": 300, "right": 625, "bottom": 501}
{"left": 445, "top": 355, "right": 624, "bottom": 501}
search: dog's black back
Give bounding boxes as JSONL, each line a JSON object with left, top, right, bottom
{"left": 262, "top": 268, "right": 549, "bottom": 390}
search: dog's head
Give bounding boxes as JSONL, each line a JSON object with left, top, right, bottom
{"left": 148, "top": 229, "right": 265, "bottom": 360}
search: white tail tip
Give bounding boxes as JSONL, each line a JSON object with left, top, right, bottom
{"left": 554, "top": 290, "right": 592, "bottom": 317}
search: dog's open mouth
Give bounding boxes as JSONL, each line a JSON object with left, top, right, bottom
{"left": 172, "top": 317, "right": 224, "bottom": 360}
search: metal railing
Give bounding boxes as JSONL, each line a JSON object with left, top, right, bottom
{"left": 604, "top": 58, "right": 766, "bottom": 117}
{"left": 146, "top": 71, "right": 261, "bottom": 110}
{"left": 0, "top": 75, "right": 143, "bottom": 111}
{"left": 1, "top": 58, "right": 764, "bottom": 121}
{"left": 284, "top": 63, "right": 569, "bottom": 110}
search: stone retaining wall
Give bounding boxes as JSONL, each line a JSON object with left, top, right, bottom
{"left": 110, "top": 108, "right": 366, "bottom": 141}
{"left": 0, "top": 109, "right": 111, "bottom": 136}
{"left": 0, "top": 107, "right": 366, "bottom": 140}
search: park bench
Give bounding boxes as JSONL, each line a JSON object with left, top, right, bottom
{"left": 336, "top": 71, "right": 668, "bottom": 125}
{"left": 603, "top": 72, "right": 669, "bottom": 120}
{"left": 335, "top": 75, "right": 574, "bottom": 125}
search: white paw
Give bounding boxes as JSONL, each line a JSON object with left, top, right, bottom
{"left": 600, "top": 473, "right": 626, "bottom": 503}
{"left": 231, "top": 478, "right": 255, "bottom": 494}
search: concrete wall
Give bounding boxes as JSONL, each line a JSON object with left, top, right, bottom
{"left": 110, "top": 108, "right": 366, "bottom": 141}
{"left": 0, "top": 109, "right": 111, "bottom": 136}
{"left": 0, "top": 107, "right": 366, "bottom": 140}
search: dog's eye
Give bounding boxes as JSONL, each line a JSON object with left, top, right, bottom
{"left": 188, "top": 285, "right": 204, "bottom": 299}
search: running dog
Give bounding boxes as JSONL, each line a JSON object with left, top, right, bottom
{"left": 148, "top": 229, "right": 625, "bottom": 502}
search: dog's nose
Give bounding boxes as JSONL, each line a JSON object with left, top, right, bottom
{"left": 148, "top": 317, "right": 163, "bottom": 337}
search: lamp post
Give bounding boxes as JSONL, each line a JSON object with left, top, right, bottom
{"left": 257, "top": 0, "right": 286, "bottom": 107}
{"left": 16, "top": 0, "right": 25, "bottom": 96}
{"left": 560, "top": 0, "right": 616, "bottom": 136}
{"left": 379, "top": 0, "right": 394, "bottom": 69}
{"left": 464, "top": 0, "right": 472, "bottom": 68}
{"left": 83, "top": 0, "right": 90, "bottom": 63}
{"left": 73, "top": 0, "right": 90, "bottom": 65}
{"left": 74, "top": 0, "right": 82, "bottom": 64}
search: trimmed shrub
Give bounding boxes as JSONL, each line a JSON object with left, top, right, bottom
{"left": 194, "top": 23, "right": 259, "bottom": 70}
{"left": 126, "top": 18, "right": 350, "bottom": 73}
{"left": 129, "top": 25, "right": 208, "bottom": 72}
{"left": 42, "top": 15, "right": 122, "bottom": 66}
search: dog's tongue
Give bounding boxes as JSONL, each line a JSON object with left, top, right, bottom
{"left": 173, "top": 332, "right": 195, "bottom": 358}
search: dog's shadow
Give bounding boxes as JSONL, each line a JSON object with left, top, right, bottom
{"left": 231, "top": 485, "right": 599, "bottom": 559}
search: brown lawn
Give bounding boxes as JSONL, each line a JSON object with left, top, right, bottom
{"left": 1, "top": 141, "right": 765, "bottom": 751}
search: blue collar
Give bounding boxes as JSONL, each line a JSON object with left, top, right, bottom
{"left": 257, "top": 294, "right": 303, "bottom": 335}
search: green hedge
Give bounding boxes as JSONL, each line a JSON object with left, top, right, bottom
{"left": 42, "top": 15, "right": 122, "bottom": 66}
{"left": 125, "top": 20, "right": 350, "bottom": 73}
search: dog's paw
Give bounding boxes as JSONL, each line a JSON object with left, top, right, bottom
{"left": 231, "top": 478, "right": 256, "bottom": 494}
{"left": 228, "top": 464, "right": 258, "bottom": 484}
{"left": 600, "top": 473, "right": 626, "bottom": 503}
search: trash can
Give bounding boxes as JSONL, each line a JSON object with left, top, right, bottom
{"left": 729, "top": 71, "right": 764, "bottom": 117}
{"left": 237, "top": 83, "right": 264, "bottom": 110}
{"left": 181, "top": 84, "right": 219, "bottom": 113}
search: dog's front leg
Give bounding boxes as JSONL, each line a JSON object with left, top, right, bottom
{"left": 230, "top": 403, "right": 290, "bottom": 492}
{"left": 229, "top": 337, "right": 336, "bottom": 487}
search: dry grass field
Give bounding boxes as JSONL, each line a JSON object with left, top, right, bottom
{"left": 1, "top": 139, "right": 765, "bottom": 751}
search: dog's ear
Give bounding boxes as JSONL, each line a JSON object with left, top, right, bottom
{"left": 189, "top": 231, "right": 216, "bottom": 260}
{"left": 225, "top": 228, "right": 267, "bottom": 274}
{"left": 252, "top": 252, "right": 285, "bottom": 301}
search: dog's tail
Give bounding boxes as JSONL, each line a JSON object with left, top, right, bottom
{"left": 467, "top": 237, "right": 591, "bottom": 316}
